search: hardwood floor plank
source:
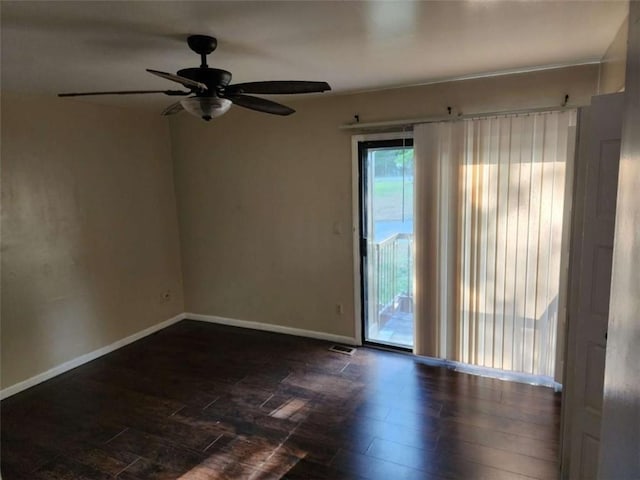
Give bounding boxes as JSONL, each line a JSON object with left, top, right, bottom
{"left": 117, "top": 457, "right": 213, "bottom": 480}
{"left": 438, "top": 407, "right": 559, "bottom": 442}
{"left": 435, "top": 437, "right": 559, "bottom": 479}
{"left": 279, "top": 433, "right": 341, "bottom": 464}
{"left": 331, "top": 448, "right": 444, "bottom": 480}
{"left": 104, "top": 428, "right": 205, "bottom": 472}
{"left": 0, "top": 464, "right": 41, "bottom": 480}
{"left": 74, "top": 361, "right": 219, "bottom": 409}
{"left": 438, "top": 392, "right": 560, "bottom": 427}
{"left": 283, "top": 458, "right": 367, "bottom": 479}
{"left": 250, "top": 449, "right": 302, "bottom": 479}
{"left": 61, "top": 446, "right": 139, "bottom": 476}
{"left": 437, "top": 419, "right": 560, "bottom": 462}
{"left": 364, "top": 437, "right": 437, "bottom": 471}
{"left": 33, "top": 456, "right": 112, "bottom": 480}
{"left": 352, "top": 401, "right": 392, "bottom": 421}
{"left": 0, "top": 436, "right": 59, "bottom": 475}
{"left": 2, "top": 404, "right": 128, "bottom": 464}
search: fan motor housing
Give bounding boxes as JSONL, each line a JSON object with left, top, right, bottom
{"left": 178, "top": 68, "right": 232, "bottom": 95}
{"left": 187, "top": 35, "right": 217, "bottom": 55}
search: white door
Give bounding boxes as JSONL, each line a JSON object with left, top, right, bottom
{"left": 561, "top": 93, "right": 624, "bottom": 479}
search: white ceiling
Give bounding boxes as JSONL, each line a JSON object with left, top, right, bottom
{"left": 1, "top": 1, "right": 628, "bottom": 111}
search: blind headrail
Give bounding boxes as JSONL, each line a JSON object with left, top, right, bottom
{"left": 339, "top": 104, "right": 577, "bottom": 131}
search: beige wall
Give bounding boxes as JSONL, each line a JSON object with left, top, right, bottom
{"left": 170, "top": 64, "right": 599, "bottom": 339}
{"left": 599, "top": 2, "right": 640, "bottom": 477}
{"left": 0, "top": 64, "right": 601, "bottom": 390}
{"left": 599, "top": 15, "right": 629, "bottom": 94}
{"left": 1, "top": 92, "right": 184, "bottom": 389}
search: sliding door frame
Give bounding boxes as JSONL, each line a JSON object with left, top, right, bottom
{"left": 351, "top": 131, "right": 414, "bottom": 350}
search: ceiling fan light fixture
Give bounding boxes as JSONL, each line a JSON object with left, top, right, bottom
{"left": 180, "top": 96, "right": 232, "bottom": 121}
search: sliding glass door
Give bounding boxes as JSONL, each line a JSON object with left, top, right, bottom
{"left": 359, "top": 138, "right": 414, "bottom": 349}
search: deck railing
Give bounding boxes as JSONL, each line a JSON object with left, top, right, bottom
{"left": 370, "top": 233, "right": 414, "bottom": 330}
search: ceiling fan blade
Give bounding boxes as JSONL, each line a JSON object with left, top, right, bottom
{"left": 226, "top": 94, "right": 295, "bottom": 116}
{"left": 146, "top": 69, "right": 207, "bottom": 92}
{"left": 58, "top": 90, "right": 190, "bottom": 97}
{"left": 161, "top": 101, "right": 185, "bottom": 116}
{"left": 226, "top": 81, "right": 331, "bottom": 95}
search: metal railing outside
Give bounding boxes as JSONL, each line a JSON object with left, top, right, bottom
{"left": 370, "top": 233, "right": 414, "bottom": 332}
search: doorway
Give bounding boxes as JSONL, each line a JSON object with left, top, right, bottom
{"left": 358, "top": 137, "right": 415, "bottom": 349}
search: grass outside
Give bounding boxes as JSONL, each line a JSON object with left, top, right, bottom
{"left": 372, "top": 177, "right": 414, "bottom": 221}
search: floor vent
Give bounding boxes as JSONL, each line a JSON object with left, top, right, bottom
{"left": 329, "top": 345, "right": 356, "bottom": 356}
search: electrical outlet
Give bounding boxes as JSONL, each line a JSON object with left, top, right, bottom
{"left": 336, "top": 303, "right": 343, "bottom": 315}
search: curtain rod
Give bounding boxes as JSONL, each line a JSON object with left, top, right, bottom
{"left": 339, "top": 104, "right": 577, "bottom": 131}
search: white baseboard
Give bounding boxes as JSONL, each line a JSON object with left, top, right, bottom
{"left": 0, "top": 313, "right": 187, "bottom": 400}
{"left": 0, "top": 310, "right": 555, "bottom": 402}
{"left": 415, "top": 354, "right": 562, "bottom": 390}
{"left": 1, "top": 312, "right": 356, "bottom": 400}
{"left": 185, "top": 312, "right": 357, "bottom": 346}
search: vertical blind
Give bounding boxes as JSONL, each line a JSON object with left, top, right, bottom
{"left": 414, "top": 110, "right": 575, "bottom": 378}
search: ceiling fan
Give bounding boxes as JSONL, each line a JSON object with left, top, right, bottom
{"left": 58, "top": 34, "right": 331, "bottom": 121}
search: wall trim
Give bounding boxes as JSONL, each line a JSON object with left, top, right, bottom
{"left": 0, "top": 312, "right": 355, "bottom": 400}
{"left": 185, "top": 312, "right": 358, "bottom": 346}
{"left": 0, "top": 313, "right": 187, "bottom": 400}
{"left": 1, "top": 310, "right": 557, "bottom": 400}
{"left": 416, "top": 354, "right": 563, "bottom": 391}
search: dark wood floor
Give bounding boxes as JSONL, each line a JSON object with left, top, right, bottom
{"left": 1, "top": 320, "right": 561, "bottom": 479}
